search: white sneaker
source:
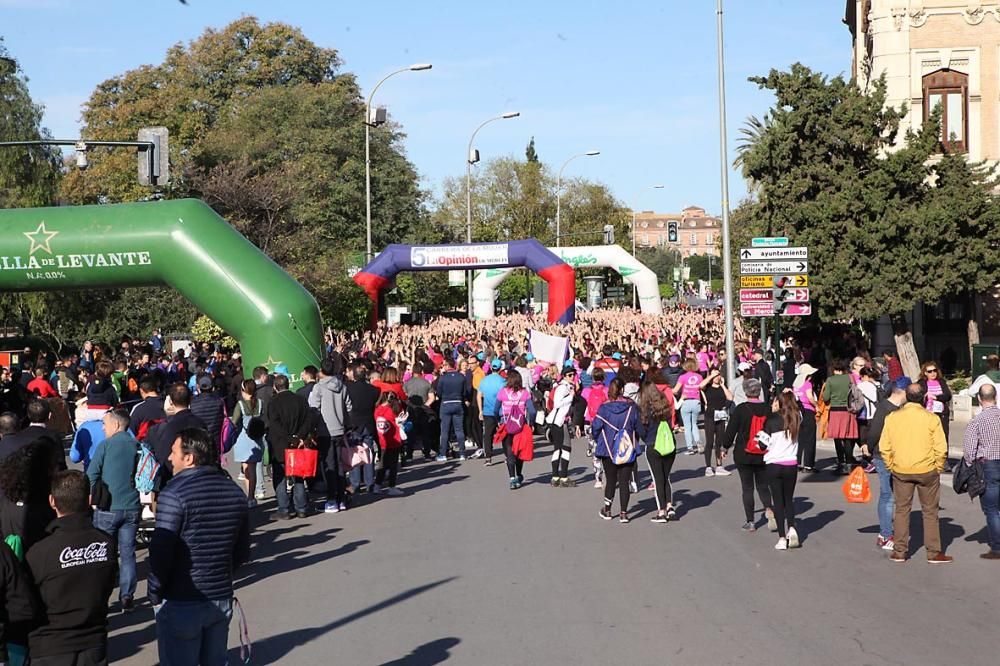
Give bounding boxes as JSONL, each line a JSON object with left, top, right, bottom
{"left": 705, "top": 467, "right": 715, "bottom": 477}
{"left": 594, "top": 479, "right": 603, "bottom": 489}
{"left": 255, "top": 490, "right": 266, "bottom": 500}
{"left": 465, "top": 439, "right": 476, "bottom": 450}
{"left": 385, "top": 487, "right": 405, "bottom": 497}
{"left": 470, "top": 448, "right": 485, "bottom": 459}
{"left": 787, "top": 527, "right": 800, "bottom": 548}
{"left": 237, "top": 472, "right": 246, "bottom": 481}
{"left": 766, "top": 511, "right": 778, "bottom": 533}
{"left": 323, "top": 502, "right": 340, "bottom": 513}
{"left": 714, "top": 466, "right": 732, "bottom": 476}
{"left": 775, "top": 537, "right": 788, "bottom": 550}
{"left": 338, "top": 502, "right": 347, "bottom": 511}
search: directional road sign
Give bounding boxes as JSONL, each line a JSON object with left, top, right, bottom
{"left": 739, "top": 289, "right": 774, "bottom": 303}
{"left": 773, "top": 287, "right": 810, "bottom": 303}
{"left": 740, "top": 302, "right": 813, "bottom": 317}
{"left": 739, "top": 275, "right": 809, "bottom": 288}
{"left": 739, "top": 260, "right": 809, "bottom": 275}
{"left": 751, "top": 237, "right": 788, "bottom": 247}
{"left": 739, "top": 247, "right": 808, "bottom": 261}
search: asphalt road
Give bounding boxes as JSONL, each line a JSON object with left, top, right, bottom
{"left": 109, "top": 432, "right": 998, "bottom": 666}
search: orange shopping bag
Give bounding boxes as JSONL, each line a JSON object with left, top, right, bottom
{"left": 842, "top": 466, "right": 871, "bottom": 503}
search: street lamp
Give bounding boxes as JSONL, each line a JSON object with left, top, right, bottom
{"left": 631, "top": 184, "right": 665, "bottom": 307}
{"left": 364, "top": 63, "right": 432, "bottom": 262}
{"left": 555, "top": 150, "right": 600, "bottom": 247}
{"left": 716, "top": 0, "right": 737, "bottom": 384}
{"left": 466, "top": 111, "right": 520, "bottom": 319}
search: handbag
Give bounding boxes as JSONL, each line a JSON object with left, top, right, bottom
{"left": 284, "top": 447, "right": 318, "bottom": 478}
{"left": 339, "top": 442, "right": 372, "bottom": 471}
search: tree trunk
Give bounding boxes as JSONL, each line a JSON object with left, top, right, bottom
{"left": 891, "top": 313, "right": 921, "bottom": 379}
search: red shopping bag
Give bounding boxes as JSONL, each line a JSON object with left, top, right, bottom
{"left": 511, "top": 424, "right": 535, "bottom": 462}
{"left": 285, "top": 447, "right": 318, "bottom": 478}
{"left": 842, "top": 466, "right": 871, "bottom": 503}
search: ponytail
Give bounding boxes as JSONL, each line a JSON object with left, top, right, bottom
{"left": 778, "top": 391, "right": 801, "bottom": 441}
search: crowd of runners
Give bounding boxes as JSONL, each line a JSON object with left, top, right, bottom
{"left": 1, "top": 307, "right": 999, "bottom": 664}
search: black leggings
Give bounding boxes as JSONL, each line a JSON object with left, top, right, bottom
{"left": 797, "top": 409, "right": 817, "bottom": 468}
{"left": 703, "top": 419, "right": 726, "bottom": 468}
{"left": 375, "top": 448, "right": 399, "bottom": 488}
{"left": 737, "top": 463, "right": 773, "bottom": 523}
{"left": 834, "top": 438, "right": 857, "bottom": 466}
{"left": 765, "top": 463, "right": 797, "bottom": 537}
{"left": 548, "top": 423, "right": 571, "bottom": 477}
{"left": 502, "top": 434, "right": 524, "bottom": 479}
{"left": 601, "top": 457, "right": 633, "bottom": 513}
{"left": 646, "top": 447, "right": 676, "bottom": 511}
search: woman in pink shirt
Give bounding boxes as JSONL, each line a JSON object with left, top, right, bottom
{"left": 793, "top": 363, "right": 819, "bottom": 471}
{"left": 672, "top": 359, "right": 704, "bottom": 455}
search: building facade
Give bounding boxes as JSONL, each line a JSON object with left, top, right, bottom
{"left": 846, "top": 1, "right": 1000, "bottom": 368}
{"left": 631, "top": 206, "right": 720, "bottom": 257}
{"left": 846, "top": 0, "right": 1000, "bottom": 161}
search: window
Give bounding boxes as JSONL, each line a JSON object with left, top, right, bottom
{"left": 656, "top": 221, "right": 664, "bottom": 228}
{"left": 706, "top": 232, "right": 714, "bottom": 246}
{"left": 641, "top": 233, "right": 649, "bottom": 246}
{"left": 689, "top": 232, "right": 697, "bottom": 246}
{"left": 923, "top": 69, "right": 968, "bottom": 152}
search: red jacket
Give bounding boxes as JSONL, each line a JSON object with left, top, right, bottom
{"left": 27, "top": 377, "right": 58, "bottom": 399}
{"left": 374, "top": 404, "right": 402, "bottom": 451}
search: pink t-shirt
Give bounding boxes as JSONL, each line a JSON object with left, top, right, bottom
{"left": 795, "top": 380, "right": 815, "bottom": 412}
{"left": 925, "top": 379, "right": 944, "bottom": 414}
{"left": 678, "top": 372, "right": 702, "bottom": 401}
{"left": 696, "top": 352, "right": 710, "bottom": 373}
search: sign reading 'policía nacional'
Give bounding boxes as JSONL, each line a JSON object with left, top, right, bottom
{"left": 2, "top": 222, "right": 153, "bottom": 281}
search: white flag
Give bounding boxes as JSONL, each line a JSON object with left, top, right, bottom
{"left": 529, "top": 329, "right": 569, "bottom": 367}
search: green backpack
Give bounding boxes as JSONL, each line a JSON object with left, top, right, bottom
{"left": 654, "top": 421, "right": 676, "bottom": 456}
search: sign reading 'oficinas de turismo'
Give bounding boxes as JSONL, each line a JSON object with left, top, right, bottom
{"left": 2, "top": 222, "right": 153, "bottom": 280}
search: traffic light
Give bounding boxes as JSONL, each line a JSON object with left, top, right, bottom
{"left": 603, "top": 224, "right": 615, "bottom": 245}
{"left": 667, "top": 221, "right": 678, "bottom": 243}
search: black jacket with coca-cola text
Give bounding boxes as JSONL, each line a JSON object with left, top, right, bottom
{"left": 24, "top": 513, "right": 117, "bottom": 658}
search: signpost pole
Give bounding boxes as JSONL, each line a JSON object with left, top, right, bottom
{"left": 716, "top": 0, "right": 737, "bottom": 385}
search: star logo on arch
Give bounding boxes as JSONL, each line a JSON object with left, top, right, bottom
{"left": 23, "top": 222, "right": 58, "bottom": 255}
{"left": 263, "top": 355, "right": 282, "bottom": 371}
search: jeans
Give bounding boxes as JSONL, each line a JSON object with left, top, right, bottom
{"left": 155, "top": 598, "right": 233, "bottom": 666}
{"left": 980, "top": 459, "right": 1000, "bottom": 553}
{"left": 439, "top": 402, "right": 465, "bottom": 456}
{"left": 92, "top": 509, "right": 139, "bottom": 601}
{"left": 349, "top": 441, "right": 376, "bottom": 490}
{"left": 255, "top": 461, "right": 265, "bottom": 496}
{"left": 272, "top": 460, "right": 307, "bottom": 515}
{"left": 873, "top": 455, "right": 895, "bottom": 539}
{"left": 679, "top": 399, "right": 701, "bottom": 451}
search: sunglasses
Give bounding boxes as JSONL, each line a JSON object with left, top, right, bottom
{"left": 926, "top": 368, "right": 938, "bottom": 374}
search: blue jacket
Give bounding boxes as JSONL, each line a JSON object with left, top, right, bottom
{"left": 591, "top": 398, "right": 645, "bottom": 462}
{"left": 147, "top": 465, "right": 250, "bottom": 605}
{"left": 86, "top": 431, "right": 141, "bottom": 512}
{"left": 70, "top": 420, "right": 105, "bottom": 469}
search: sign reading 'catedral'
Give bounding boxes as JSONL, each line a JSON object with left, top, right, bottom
{"left": 2, "top": 222, "right": 153, "bottom": 278}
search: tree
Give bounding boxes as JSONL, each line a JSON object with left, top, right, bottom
{"left": 735, "top": 64, "right": 1000, "bottom": 376}
{"left": 52, "top": 17, "right": 426, "bottom": 340}
{"left": 525, "top": 137, "right": 538, "bottom": 163}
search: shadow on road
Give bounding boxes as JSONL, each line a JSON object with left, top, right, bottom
{"left": 672, "top": 489, "right": 722, "bottom": 519}
{"left": 905, "top": 514, "right": 966, "bottom": 556}
{"left": 796, "top": 509, "right": 844, "bottom": 541}
{"left": 379, "top": 637, "right": 461, "bottom": 665}
{"left": 250, "top": 577, "right": 458, "bottom": 664}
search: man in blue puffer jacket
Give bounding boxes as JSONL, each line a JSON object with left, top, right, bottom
{"left": 149, "top": 427, "right": 250, "bottom": 666}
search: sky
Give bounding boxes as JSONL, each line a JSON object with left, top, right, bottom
{"left": 1, "top": 0, "right": 848, "bottom": 216}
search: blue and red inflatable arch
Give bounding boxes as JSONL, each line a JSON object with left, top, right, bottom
{"left": 353, "top": 240, "right": 576, "bottom": 325}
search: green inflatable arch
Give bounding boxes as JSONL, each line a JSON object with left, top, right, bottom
{"left": 0, "top": 199, "right": 323, "bottom": 386}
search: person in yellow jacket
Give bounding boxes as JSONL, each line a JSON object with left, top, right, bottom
{"left": 879, "top": 383, "right": 952, "bottom": 564}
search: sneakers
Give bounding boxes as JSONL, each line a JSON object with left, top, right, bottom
{"left": 741, "top": 521, "right": 756, "bottom": 532}
{"left": 470, "top": 448, "right": 485, "bottom": 459}
{"left": 714, "top": 466, "right": 731, "bottom": 476}
{"left": 483, "top": 458, "right": 493, "bottom": 467}
{"left": 766, "top": 510, "right": 778, "bottom": 533}
{"left": 705, "top": 467, "right": 715, "bottom": 477}
{"left": 684, "top": 448, "right": 698, "bottom": 456}
{"left": 787, "top": 527, "right": 800, "bottom": 548}
{"left": 458, "top": 456, "right": 468, "bottom": 462}
{"left": 254, "top": 491, "right": 266, "bottom": 500}
{"left": 323, "top": 502, "right": 340, "bottom": 514}
{"left": 863, "top": 462, "right": 877, "bottom": 474}
{"left": 435, "top": 455, "right": 448, "bottom": 462}
{"left": 274, "top": 511, "right": 293, "bottom": 521}
{"left": 599, "top": 506, "right": 613, "bottom": 520}
{"left": 650, "top": 514, "right": 668, "bottom": 524}
{"left": 517, "top": 474, "right": 524, "bottom": 485}
{"left": 927, "top": 553, "right": 954, "bottom": 564}
{"left": 889, "top": 552, "right": 907, "bottom": 563}
{"left": 619, "top": 512, "right": 630, "bottom": 524}
{"left": 877, "top": 535, "right": 895, "bottom": 551}
{"left": 665, "top": 505, "right": 677, "bottom": 521}
{"left": 339, "top": 502, "right": 347, "bottom": 511}
{"left": 237, "top": 472, "right": 246, "bottom": 481}
{"left": 510, "top": 477, "right": 519, "bottom": 490}
{"left": 558, "top": 477, "right": 577, "bottom": 488}
{"left": 774, "top": 537, "right": 788, "bottom": 550}
{"left": 550, "top": 477, "right": 561, "bottom": 487}
{"left": 384, "top": 487, "right": 405, "bottom": 497}
{"left": 980, "top": 551, "right": 1000, "bottom": 560}
{"left": 593, "top": 479, "right": 603, "bottom": 489}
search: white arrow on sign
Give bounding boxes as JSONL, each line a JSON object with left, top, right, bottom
{"left": 739, "top": 246, "right": 807, "bottom": 261}
{"left": 773, "top": 287, "right": 809, "bottom": 302}
{"left": 739, "top": 260, "right": 809, "bottom": 275}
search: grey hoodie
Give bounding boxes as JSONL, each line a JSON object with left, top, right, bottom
{"left": 308, "top": 375, "right": 353, "bottom": 437}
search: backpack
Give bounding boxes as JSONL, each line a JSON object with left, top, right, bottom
{"left": 653, "top": 421, "right": 676, "bottom": 456}
{"left": 134, "top": 444, "right": 160, "bottom": 494}
{"left": 744, "top": 413, "right": 769, "bottom": 455}
{"left": 504, "top": 391, "right": 527, "bottom": 435}
{"left": 847, "top": 383, "right": 865, "bottom": 415}
{"left": 596, "top": 405, "right": 636, "bottom": 464}
{"left": 586, "top": 385, "right": 608, "bottom": 422}
{"left": 136, "top": 417, "right": 165, "bottom": 443}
